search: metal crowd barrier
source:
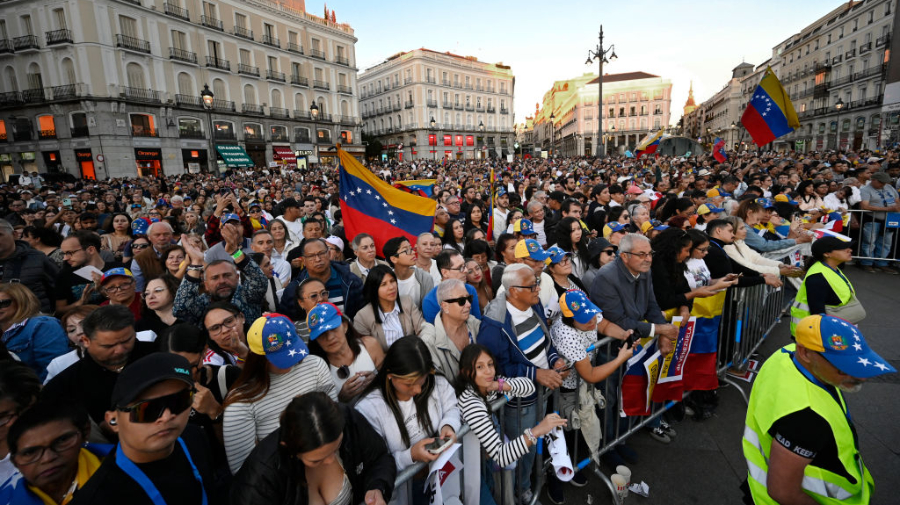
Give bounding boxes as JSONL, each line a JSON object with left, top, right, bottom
{"left": 392, "top": 282, "right": 790, "bottom": 505}
{"left": 846, "top": 208, "right": 899, "bottom": 262}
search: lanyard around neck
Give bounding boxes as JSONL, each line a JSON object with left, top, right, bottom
{"left": 116, "top": 437, "right": 208, "bottom": 505}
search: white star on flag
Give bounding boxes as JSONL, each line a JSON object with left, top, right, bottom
{"left": 375, "top": 195, "right": 381, "bottom": 200}
{"left": 391, "top": 219, "right": 397, "bottom": 224}
{"left": 288, "top": 349, "right": 297, "bottom": 357}
{"left": 874, "top": 362, "right": 889, "bottom": 371}
{"left": 388, "top": 211, "right": 394, "bottom": 215}
{"left": 857, "top": 357, "right": 871, "bottom": 366}
{"left": 299, "top": 349, "right": 307, "bottom": 356}
{"left": 366, "top": 189, "right": 372, "bottom": 194}
{"left": 852, "top": 343, "right": 862, "bottom": 351}
{"left": 839, "top": 321, "right": 849, "bottom": 327}
{"left": 382, "top": 202, "right": 388, "bottom": 207}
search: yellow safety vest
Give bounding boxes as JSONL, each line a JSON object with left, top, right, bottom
{"left": 790, "top": 262, "right": 854, "bottom": 335}
{"left": 743, "top": 344, "right": 874, "bottom": 504}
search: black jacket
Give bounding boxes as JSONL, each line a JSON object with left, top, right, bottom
{"left": 1, "top": 241, "right": 59, "bottom": 313}
{"left": 650, "top": 260, "right": 692, "bottom": 311}
{"left": 229, "top": 404, "right": 396, "bottom": 505}
{"left": 704, "top": 238, "right": 764, "bottom": 287}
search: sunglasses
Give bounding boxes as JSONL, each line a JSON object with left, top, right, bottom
{"left": 132, "top": 243, "right": 150, "bottom": 249}
{"left": 336, "top": 365, "right": 351, "bottom": 380}
{"left": 0, "top": 299, "right": 12, "bottom": 309}
{"left": 118, "top": 389, "right": 194, "bottom": 423}
{"left": 442, "top": 295, "right": 473, "bottom": 306}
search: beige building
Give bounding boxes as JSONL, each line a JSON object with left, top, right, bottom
{"left": 0, "top": 0, "right": 362, "bottom": 179}
{"left": 683, "top": 63, "right": 754, "bottom": 149}
{"left": 532, "top": 71, "right": 673, "bottom": 157}
{"left": 358, "top": 48, "right": 515, "bottom": 161}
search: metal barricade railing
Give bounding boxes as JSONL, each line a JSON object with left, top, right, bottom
{"left": 846, "top": 208, "right": 899, "bottom": 262}
{"left": 393, "top": 282, "right": 789, "bottom": 505}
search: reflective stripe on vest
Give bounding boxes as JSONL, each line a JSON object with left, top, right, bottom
{"left": 790, "top": 262, "right": 854, "bottom": 335}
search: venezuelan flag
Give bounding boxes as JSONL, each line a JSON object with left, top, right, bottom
{"left": 634, "top": 130, "right": 663, "bottom": 158}
{"left": 681, "top": 290, "right": 726, "bottom": 391}
{"left": 621, "top": 337, "right": 664, "bottom": 416}
{"left": 338, "top": 148, "right": 436, "bottom": 256}
{"left": 395, "top": 179, "right": 436, "bottom": 197}
{"left": 741, "top": 67, "right": 800, "bottom": 146}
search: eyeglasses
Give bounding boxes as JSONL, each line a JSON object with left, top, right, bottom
{"left": 442, "top": 295, "right": 473, "bottom": 306}
{"left": 304, "top": 250, "right": 329, "bottom": 260}
{"left": 446, "top": 264, "right": 467, "bottom": 272}
{"left": 132, "top": 243, "right": 150, "bottom": 250}
{"left": 512, "top": 278, "right": 541, "bottom": 292}
{"left": 62, "top": 248, "right": 84, "bottom": 257}
{"left": 117, "top": 389, "right": 194, "bottom": 424}
{"left": 396, "top": 248, "right": 414, "bottom": 256}
{"left": 103, "top": 280, "right": 135, "bottom": 293}
{"left": 623, "top": 251, "right": 655, "bottom": 259}
{"left": 0, "top": 299, "right": 12, "bottom": 309}
{"left": 12, "top": 431, "right": 81, "bottom": 466}
{"left": 695, "top": 246, "right": 710, "bottom": 253}
{"left": 206, "top": 315, "right": 240, "bottom": 335}
{"left": 304, "top": 289, "right": 331, "bottom": 302}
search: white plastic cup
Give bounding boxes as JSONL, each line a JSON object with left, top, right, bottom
{"left": 611, "top": 473, "right": 629, "bottom": 499}
{"left": 616, "top": 465, "right": 632, "bottom": 486}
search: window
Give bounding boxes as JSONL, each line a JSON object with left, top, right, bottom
{"left": 212, "top": 79, "right": 226, "bottom": 100}
{"left": 243, "top": 84, "right": 256, "bottom": 105}
{"left": 291, "top": 62, "right": 302, "bottom": 78}
{"left": 119, "top": 16, "right": 138, "bottom": 38}
{"left": 0, "top": 21, "right": 6, "bottom": 40}
{"left": 264, "top": 23, "right": 274, "bottom": 38}
{"left": 177, "top": 72, "right": 193, "bottom": 94}
{"left": 62, "top": 58, "right": 76, "bottom": 85}
{"left": 311, "top": 38, "right": 321, "bottom": 51}
{"left": 53, "top": 8, "right": 67, "bottom": 29}
{"left": 202, "top": 1, "right": 217, "bottom": 18}
{"left": 179, "top": 117, "right": 203, "bottom": 136}
{"left": 239, "top": 49, "right": 251, "bottom": 65}
{"left": 125, "top": 63, "right": 145, "bottom": 88}
{"left": 314, "top": 67, "right": 323, "bottom": 81}
{"left": 22, "top": 15, "right": 33, "bottom": 36}
{"left": 172, "top": 30, "right": 187, "bottom": 50}
{"left": 130, "top": 113, "right": 155, "bottom": 136}
{"left": 244, "top": 123, "right": 262, "bottom": 139}
{"left": 268, "top": 56, "right": 277, "bottom": 71}
{"left": 235, "top": 13, "right": 247, "bottom": 28}
{"left": 207, "top": 40, "right": 222, "bottom": 59}
{"left": 294, "top": 127, "right": 310, "bottom": 142}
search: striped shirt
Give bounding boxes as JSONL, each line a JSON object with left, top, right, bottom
{"left": 223, "top": 355, "right": 337, "bottom": 474}
{"left": 458, "top": 377, "right": 535, "bottom": 468}
{"left": 325, "top": 267, "right": 345, "bottom": 311}
{"left": 507, "top": 302, "right": 549, "bottom": 369}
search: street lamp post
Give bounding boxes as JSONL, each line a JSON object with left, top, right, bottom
{"left": 549, "top": 112, "right": 555, "bottom": 158}
{"left": 478, "top": 121, "right": 485, "bottom": 159}
{"left": 310, "top": 102, "right": 319, "bottom": 166}
{"left": 430, "top": 117, "right": 437, "bottom": 162}
{"left": 730, "top": 121, "right": 736, "bottom": 152}
{"left": 585, "top": 25, "right": 617, "bottom": 158}
{"left": 835, "top": 98, "right": 845, "bottom": 151}
{"left": 608, "top": 124, "right": 616, "bottom": 156}
{"left": 200, "top": 84, "right": 217, "bottom": 175}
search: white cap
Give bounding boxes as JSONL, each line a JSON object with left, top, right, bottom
{"left": 325, "top": 235, "right": 344, "bottom": 252}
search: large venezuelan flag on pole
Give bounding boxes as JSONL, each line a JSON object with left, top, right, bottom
{"left": 741, "top": 67, "right": 800, "bottom": 146}
{"left": 338, "top": 148, "right": 436, "bottom": 256}
{"left": 634, "top": 130, "right": 663, "bottom": 158}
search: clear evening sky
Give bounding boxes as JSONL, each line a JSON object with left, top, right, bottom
{"left": 317, "top": 0, "right": 843, "bottom": 125}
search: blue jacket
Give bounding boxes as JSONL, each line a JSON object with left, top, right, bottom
{"left": 421, "top": 283, "right": 482, "bottom": 324}
{"left": 0, "top": 444, "right": 112, "bottom": 505}
{"left": 278, "top": 261, "right": 364, "bottom": 321}
{"left": 742, "top": 224, "right": 796, "bottom": 253}
{"left": 476, "top": 291, "right": 559, "bottom": 405}
{"left": 2, "top": 316, "right": 69, "bottom": 381}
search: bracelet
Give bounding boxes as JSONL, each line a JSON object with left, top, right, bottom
{"left": 231, "top": 250, "right": 243, "bottom": 260}
{"left": 497, "top": 377, "right": 505, "bottom": 393}
{"left": 524, "top": 428, "right": 537, "bottom": 444}
{"left": 187, "top": 264, "right": 204, "bottom": 270}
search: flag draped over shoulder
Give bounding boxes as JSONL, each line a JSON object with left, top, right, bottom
{"left": 394, "top": 179, "right": 436, "bottom": 197}
{"left": 741, "top": 67, "right": 800, "bottom": 146}
{"left": 338, "top": 148, "right": 436, "bottom": 256}
{"left": 634, "top": 130, "right": 663, "bottom": 158}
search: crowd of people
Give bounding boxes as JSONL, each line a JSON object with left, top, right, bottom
{"left": 0, "top": 146, "right": 898, "bottom": 505}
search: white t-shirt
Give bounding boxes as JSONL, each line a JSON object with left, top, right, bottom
{"left": 684, "top": 257, "right": 711, "bottom": 289}
{"left": 532, "top": 219, "right": 547, "bottom": 246}
{"left": 277, "top": 216, "right": 303, "bottom": 243}
{"left": 397, "top": 273, "right": 420, "bottom": 303}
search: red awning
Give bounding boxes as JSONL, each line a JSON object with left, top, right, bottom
{"left": 272, "top": 146, "right": 296, "bottom": 162}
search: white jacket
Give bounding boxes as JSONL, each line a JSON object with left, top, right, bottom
{"left": 723, "top": 240, "right": 783, "bottom": 276}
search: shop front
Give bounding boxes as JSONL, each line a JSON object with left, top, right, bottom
{"left": 0, "top": 154, "right": 13, "bottom": 182}
{"left": 244, "top": 141, "right": 266, "bottom": 168}
{"left": 135, "top": 148, "right": 162, "bottom": 177}
{"left": 74, "top": 149, "right": 95, "bottom": 179}
{"left": 19, "top": 152, "right": 38, "bottom": 174}
{"left": 272, "top": 146, "right": 297, "bottom": 170}
{"left": 215, "top": 145, "right": 254, "bottom": 170}
{"left": 181, "top": 149, "right": 208, "bottom": 174}
{"left": 42, "top": 151, "right": 63, "bottom": 173}
{"left": 293, "top": 149, "right": 312, "bottom": 170}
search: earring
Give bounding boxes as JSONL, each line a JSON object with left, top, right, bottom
{"left": 109, "top": 419, "right": 117, "bottom": 426}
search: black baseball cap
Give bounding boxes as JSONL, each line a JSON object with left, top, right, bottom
{"left": 811, "top": 236, "right": 853, "bottom": 259}
{"left": 587, "top": 237, "right": 616, "bottom": 263}
{"left": 110, "top": 353, "right": 194, "bottom": 409}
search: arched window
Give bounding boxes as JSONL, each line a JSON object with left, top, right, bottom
{"left": 294, "top": 93, "right": 306, "bottom": 113}
{"left": 243, "top": 122, "right": 262, "bottom": 140}
{"left": 126, "top": 63, "right": 145, "bottom": 89}
{"left": 37, "top": 114, "right": 56, "bottom": 138}
{"left": 270, "top": 125, "right": 287, "bottom": 141}
{"left": 243, "top": 84, "right": 257, "bottom": 105}
{"left": 61, "top": 58, "right": 76, "bottom": 85}
{"left": 213, "top": 79, "right": 226, "bottom": 101}
{"left": 129, "top": 113, "right": 156, "bottom": 137}
{"left": 271, "top": 89, "right": 283, "bottom": 108}
{"left": 4, "top": 66, "right": 17, "bottom": 91}
{"left": 315, "top": 97, "right": 326, "bottom": 115}
{"left": 178, "top": 117, "right": 203, "bottom": 138}
{"left": 341, "top": 100, "right": 349, "bottom": 116}
{"left": 871, "top": 114, "right": 881, "bottom": 127}
{"left": 213, "top": 120, "right": 235, "bottom": 140}
{"left": 294, "top": 127, "right": 310, "bottom": 142}
{"left": 177, "top": 72, "right": 193, "bottom": 95}
{"left": 27, "top": 62, "right": 43, "bottom": 89}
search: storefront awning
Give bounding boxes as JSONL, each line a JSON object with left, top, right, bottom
{"left": 215, "top": 145, "right": 253, "bottom": 167}
{"left": 272, "top": 146, "right": 296, "bottom": 163}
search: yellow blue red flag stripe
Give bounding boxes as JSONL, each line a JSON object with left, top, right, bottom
{"left": 741, "top": 67, "right": 800, "bottom": 146}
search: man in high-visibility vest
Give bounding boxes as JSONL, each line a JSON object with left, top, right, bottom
{"left": 743, "top": 315, "right": 895, "bottom": 504}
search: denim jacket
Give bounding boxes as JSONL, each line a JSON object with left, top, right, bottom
{"left": 2, "top": 316, "right": 69, "bottom": 381}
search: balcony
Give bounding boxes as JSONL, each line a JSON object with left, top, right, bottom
{"left": 500, "top": 107, "right": 509, "bottom": 114}
{"left": 405, "top": 101, "right": 414, "bottom": 109}
{"left": 262, "top": 34, "right": 280, "bottom": 48}
{"left": 291, "top": 74, "right": 309, "bottom": 87}
{"left": 287, "top": 42, "right": 303, "bottom": 54}
{"left": 238, "top": 64, "right": 259, "bottom": 77}
{"left": 213, "top": 130, "right": 236, "bottom": 141}
{"left": 116, "top": 34, "right": 151, "bottom": 54}
{"left": 316, "top": 113, "right": 332, "bottom": 122}
{"left": 175, "top": 94, "right": 204, "bottom": 108}
{"left": 815, "top": 62, "right": 831, "bottom": 73}
{"left": 206, "top": 56, "right": 231, "bottom": 71}
{"left": 211, "top": 99, "right": 235, "bottom": 112}
{"left": 340, "top": 115, "right": 356, "bottom": 125}
{"left": 310, "top": 48, "right": 326, "bottom": 60}
{"left": 200, "top": 15, "right": 224, "bottom": 31}
{"left": 336, "top": 56, "right": 350, "bottom": 66}
{"left": 293, "top": 109, "right": 311, "bottom": 120}
{"left": 376, "top": 107, "right": 384, "bottom": 115}
{"left": 465, "top": 104, "right": 474, "bottom": 111}
{"left": 39, "top": 129, "right": 56, "bottom": 139}
{"left": 427, "top": 99, "right": 437, "bottom": 108}
{"left": 476, "top": 85, "right": 484, "bottom": 92}
{"left": 45, "top": 29, "right": 73, "bottom": 45}
{"left": 313, "top": 80, "right": 330, "bottom": 90}
{"left": 266, "top": 69, "right": 286, "bottom": 82}
{"left": 337, "top": 84, "right": 352, "bottom": 94}
{"left": 50, "top": 84, "right": 81, "bottom": 100}
{"left": 442, "top": 79, "right": 451, "bottom": 86}
{"left": 392, "top": 103, "right": 401, "bottom": 111}
{"left": 270, "top": 132, "right": 290, "bottom": 142}
{"left": 22, "top": 89, "right": 46, "bottom": 103}
{"left": 12, "top": 131, "right": 32, "bottom": 141}
{"left": 476, "top": 105, "right": 485, "bottom": 112}
{"left": 464, "top": 83, "right": 473, "bottom": 90}
{"left": 426, "top": 76, "right": 436, "bottom": 84}
{"left": 487, "top": 105, "right": 496, "bottom": 113}
{"left": 0, "top": 91, "right": 23, "bottom": 105}
{"left": 845, "top": 49, "right": 856, "bottom": 59}
{"left": 242, "top": 104, "right": 265, "bottom": 115}
{"left": 164, "top": 3, "right": 190, "bottom": 21}
{"left": 453, "top": 103, "right": 463, "bottom": 110}
{"left": 179, "top": 129, "right": 205, "bottom": 139}
{"left": 0, "top": 40, "right": 12, "bottom": 54}
{"left": 295, "top": 133, "right": 311, "bottom": 143}
{"left": 169, "top": 47, "right": 198, "bottom": 64}
{"left": 120, "top": 0, "right": 141, "bottom": 4}
{"left": 832, "top": 55, "right": 842, "bottom": 64}
{"left": 70, "top": 126, "right": 89, "bottom": 138}
{"left": 13, "top": 35, "right": 40, "bottom": 51}
{"left": 859, "top": 42, "right": 872, "bottom": 54}
{"left": 270, "top": 107, "right": 290, "bottom": 119}
{"left": 131, "top": 127, "right": 159, "bottom": 138}
{"left": 121, "top": 86, "right": 161, "bottom": 104}
{"left": 233, "top": 26, "right": 253, "bottom": 40}
{"left": 876, "top": 34, "right": 890, "bottom": 47}
{"left": 442, "top": 101, "right": 452, "bottom": 108}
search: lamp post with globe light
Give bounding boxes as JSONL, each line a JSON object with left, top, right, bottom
{"left": 585, "top": 25, "right": 617, "bottom": 158}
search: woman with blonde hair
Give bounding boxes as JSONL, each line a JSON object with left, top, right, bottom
{"left": 0, "top": 283, "right": 68, "bottom": 381}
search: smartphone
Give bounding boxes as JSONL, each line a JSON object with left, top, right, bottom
{"left": 426, "top": 437, "right": 452, "bottom": 455}
{"left": 63, "top": 198, "right": 72, "bottom": 206}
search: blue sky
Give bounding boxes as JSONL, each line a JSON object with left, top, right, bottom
{"left": 317, "top": 0, "right": 845, "bottom": 125}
